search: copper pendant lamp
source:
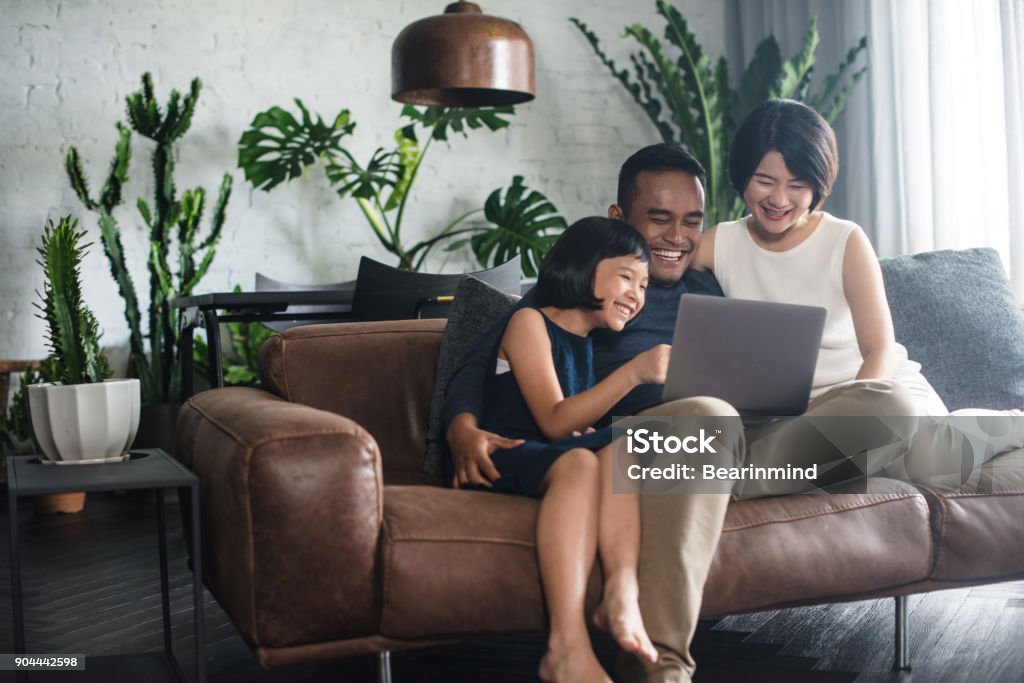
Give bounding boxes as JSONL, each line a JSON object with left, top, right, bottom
{"left": 391, "top": 2, "right": 535, "bottom": 107}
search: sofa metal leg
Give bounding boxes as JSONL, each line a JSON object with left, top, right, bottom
{"left": 377, "top": 650, "right": 393, "bottom": 683}
{"left": 893, "top": 595, "right": 911, "bottom": 671}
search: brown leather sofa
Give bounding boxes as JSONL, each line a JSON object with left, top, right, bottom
{"left": 176, "top": 318, "right": 1024, "bottom": 677}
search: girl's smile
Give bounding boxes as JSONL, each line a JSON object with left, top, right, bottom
{"left": 592, "top": 255, "right": 648, "bottom": 331}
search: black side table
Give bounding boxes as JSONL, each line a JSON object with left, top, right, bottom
{"left": 172, "top": 288, "right": 356, "bottom": 398}
{"left": 6, "top": 449, "right": 205, "bottom": 682}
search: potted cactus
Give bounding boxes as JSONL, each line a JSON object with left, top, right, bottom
{"left": 65, "top": 72, "right": 231, "bottom": 453}
{"left": 26, "top": 217, "right": 140, "bottom": 512}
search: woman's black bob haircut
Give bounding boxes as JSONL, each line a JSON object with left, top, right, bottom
{"left": 729, "top": 98, "right": 839, "bottom": 210}
{"left": 534, "top": 216, "right": 650, "bottom": 311}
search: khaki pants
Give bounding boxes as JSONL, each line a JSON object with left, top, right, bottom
{"left": 622, "top": 380, "right": 916, "bottom": 683}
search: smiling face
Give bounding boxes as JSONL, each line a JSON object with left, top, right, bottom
{"left": 591, "top": 255, "right": 648, "bottom": 331}
{"left": 742, "top": 150, "right": 815, "bottom": 237}
{"left": 610, "top": 170, "right": 705, "bottom": 286}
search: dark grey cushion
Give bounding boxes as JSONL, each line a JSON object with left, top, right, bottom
{"left": 880, "top": 248, "right": 1024, "bottom": 411}
{"left": 423, "top": 277, "right": 519, "bottom": 477}
{"left": 352, "top": 256, "right": 521, "bottom": 321}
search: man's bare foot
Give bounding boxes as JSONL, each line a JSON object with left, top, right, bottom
{"left": 538, "top": 643, "right": 612, "bottom": 683}
{"left": 593, "top": 575, "right": 658, "bottom": 663}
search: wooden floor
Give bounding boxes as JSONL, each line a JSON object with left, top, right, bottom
{"left": 1, "top": 491, "right": 1022, "bottom": 683}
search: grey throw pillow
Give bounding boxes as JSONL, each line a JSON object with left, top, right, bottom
{"left": 880, "top": 248, "right": 1024, "bottom": 410}
{"left": 423, "top": 277, "right": 519, "bottom": 477}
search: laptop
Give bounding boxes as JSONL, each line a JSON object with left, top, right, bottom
{"left": 662, "top": 294, "right": 827, "bottom": 416}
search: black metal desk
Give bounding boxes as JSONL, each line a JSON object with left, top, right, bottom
{"left": 6, "top": 450, "right": 204, "bottom": 682}
{"left": 172, "top": 289, "right": 356, "bottom": 399}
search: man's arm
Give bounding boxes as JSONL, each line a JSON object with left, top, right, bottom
{"left": 444, "top": 291, "right": 535, "bottom": 487}
{"left": 443, "top": 321, "right": 507, "bottom": 487}
{"left": 443, "top": 301, "right": 516, "bottom": 426}
{"left": 447, "top": 412, "right": 524, "bottom": 487}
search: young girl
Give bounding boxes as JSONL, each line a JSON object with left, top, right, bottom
{"left": 695, "top": 98, "right": 1024, "bottom": 480}
{"left": 471, "top": 216, "right": 668, "bottom": 683}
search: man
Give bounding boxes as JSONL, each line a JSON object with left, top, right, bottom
{"left": 445, "top": 143, "right": 913, "bottom": 682}
{"left": 446, "top": 143, "right": 720, "bottom": 481}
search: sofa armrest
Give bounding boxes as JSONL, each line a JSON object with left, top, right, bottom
{"left": 177, "top": 386, "right": 383, "bottom": 648}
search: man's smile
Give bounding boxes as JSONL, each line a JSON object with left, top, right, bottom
{"left": 650, "top": 245, "right": 692, "bottom": 263}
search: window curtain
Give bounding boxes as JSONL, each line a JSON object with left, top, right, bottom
{"left": 726, "top": 0, "right": 1024, "bottom": 297}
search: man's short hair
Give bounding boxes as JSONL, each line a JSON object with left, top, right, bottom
{"left": 535, "top": 216, "right": 650, "bottom": 311}
{"left": 728, "top": 99, "right": 839, "bottom": 209}
{"left": 617, "top": 143, "right": 707, "bottom": 215}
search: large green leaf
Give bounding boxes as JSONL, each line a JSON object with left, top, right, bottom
{"left": 464, "top": 176, "right": 566, "bottom": 277}
{"left": 570, "top": 18, "right": 676, "bottom": 142}
{"left": 383, "top": 126, "right": 421, "bottom": 211}
{"left": 626, "top": 24, "right": 701, "bottom": 153}
{"left": 659, "top": 0, "right": 728, "bottom": 218}
{"left": 731, "top": 36, "right": 782, "bottom": 130}
{"left": 238, "top": 99, "right": 355, "bottom": 192}
{"left": 324, "top": 147, "right": 403, "bottom": 201}
{"left": 400, "top": 105, "right": 514, "bottom": 141}
{"left": 810, "top": 36, "right": 869, "bottom": 122}
{"left": 773, "top": 17, "right": 820, "bottom": 100}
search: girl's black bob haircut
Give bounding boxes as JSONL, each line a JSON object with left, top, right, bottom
{"left": 534, "top": 216, "right": 650, "bottom": 311}
{"left": 729, "top": 98, "right": 839, "bottom": 210}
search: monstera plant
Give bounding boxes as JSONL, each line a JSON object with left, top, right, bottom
{"left": 572, "top": 1, "right": 868, "bottom": 227}
{"left": 238, "top": 101, "right": 564, "bottom": 276}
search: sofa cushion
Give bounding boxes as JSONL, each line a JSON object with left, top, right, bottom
{"left": 702, "top": 479, "right": 933, "bottom": 615}
{"left": 379, "top": 485, "right": 601, "bottom": 638}
{"left": 423, "top": 277, "right": 519, "bottom": 477}
{"left": 915, "top": 448, "right": 1024, "bottom": 581}
{"left": 379, "top": 482, "right": 934, "bottom": 637}
{"left": 880, "top": 248, "right": 1024, "bottom": 411}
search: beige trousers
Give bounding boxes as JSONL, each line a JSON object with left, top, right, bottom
{"left": 622, "top": 380, "right": 916, "bottom": 683}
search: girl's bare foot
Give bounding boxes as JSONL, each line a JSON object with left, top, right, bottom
{"left": 538, "top": 641, "right": 612, "bottom": 683}
{"left": 592, "top": 574, "right": 658, "bottom": 663}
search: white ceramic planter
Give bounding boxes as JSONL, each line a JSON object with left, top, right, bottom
{"left": 27, "top": 379, "right": 141, "bottom": 462}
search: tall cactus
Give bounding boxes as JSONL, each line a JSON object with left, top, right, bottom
{"left": 65, "top": 72, "right": 232, "bottom": 403}
{"left": 35, "top": 216, "right": 112, "bottom": 386}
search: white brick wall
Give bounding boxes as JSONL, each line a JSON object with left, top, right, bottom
{"left": 0, "top": 0, "right": 725, "bottom": 365}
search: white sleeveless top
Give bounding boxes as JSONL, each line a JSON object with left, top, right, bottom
{"left": 713, "top": 212, "right": 938, "bottom": 408}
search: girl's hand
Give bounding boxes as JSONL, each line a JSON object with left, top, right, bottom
{"left": 631, "top": 344, "right": 671, "bottom": 385}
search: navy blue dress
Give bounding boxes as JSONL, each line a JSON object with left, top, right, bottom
{"left": 478, "top": 309, "right": 613, "bottom": 498}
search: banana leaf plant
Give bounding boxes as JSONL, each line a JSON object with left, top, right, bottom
{"left": 572, "top": 1, "right": 867, "bottom": 227}
{"left": 238, "top": 101, "right": 564, "bottom": 275}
